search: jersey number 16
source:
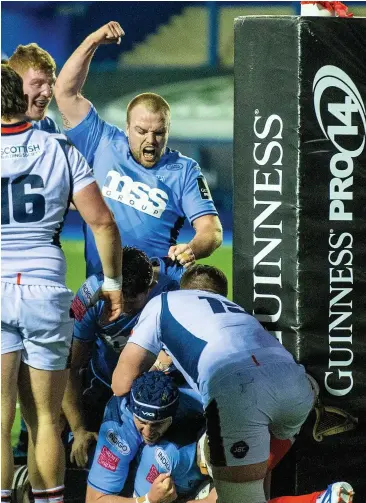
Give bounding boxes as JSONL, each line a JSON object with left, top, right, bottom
{"left": 1, "top": 175, "right": 45, "bottom": 224}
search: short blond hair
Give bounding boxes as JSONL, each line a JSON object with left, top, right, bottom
{"left": 127, "top": 92, "right": 170, "bottom": 125}
{"left": 8, "top": 43, "right": 56, "bottom": 76}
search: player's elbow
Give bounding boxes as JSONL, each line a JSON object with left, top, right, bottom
{"left": 213, "top": 223, "right": 223, "bottom": 249}
{"left": 111, "top": 373, "right": 130, "bottom": 397}
{"left": 86, "top": 486, "right": 106, "bottom": 503}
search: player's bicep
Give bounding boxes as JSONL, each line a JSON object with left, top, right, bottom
{"left": 87, "top": 420, "right": 135, "bottom": 495}
{"left": 57, "top": 93, "right": 91, "bottom": 130}
{"left": 72, "top": 181, "right": 115, "bottom": 228}
{"left": 182, "top": 165, "right": 218, "bottom": 223}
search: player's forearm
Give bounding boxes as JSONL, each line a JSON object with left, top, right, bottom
{"left": 55, "top": 35, "right": 98, "bottom": 99}
{"left": 189, "top": 226, "right": 223, "bottom": 260}
{"left": 86, "top": 487, "right": 135, "bottom": 503}
{"left": 91, "top": 221, "right": 123, "bottom": 280}
{"left": 62, "top": 369, "right": 86, "bottom": 433}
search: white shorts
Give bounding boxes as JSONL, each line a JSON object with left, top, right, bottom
{"left": 1, "top": 281, "right": 74, "bottom": 371}
{"left": 204, "top": 354, "right": 314, "bottom": 467}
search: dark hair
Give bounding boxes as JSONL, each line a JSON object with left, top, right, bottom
{"left": 1, "top": 64, "right": 28, "bottom": 121}
{"left": 180, "top": 264, "right": 228, "bottom": 297}
{"left": 122, "top": 246, "right": 153, "bottom": 298}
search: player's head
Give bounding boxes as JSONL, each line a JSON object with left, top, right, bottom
{"left": 8, "top": 44, "right": 56, "bottom": 121}
{"left": 1, "top": 64, "right": 28, "bottom": 122}
{"left": 180, "top": 264, "right": 228, "bottom": 297}
{"left": 126, "top": 92, "right": 170, "bottom": 169}
{"left": 122, "top": 246, "right": 154, "bottom": 315}
{"left": 130, "top": 371, "right": 179, "bottom": 445}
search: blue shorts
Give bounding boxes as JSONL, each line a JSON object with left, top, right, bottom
{"left": 204, "top": 355, "right": 314, "bottom": 467}
{"left": 1, "top": 281, "right": 74, "bottom": 371}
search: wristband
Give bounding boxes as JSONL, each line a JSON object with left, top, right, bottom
{"left": 102, "top": 275, "right": 123, "bottom": 291}
{"left": 135, "top": 495, "right": 150, "bottom": 503}
{"left": 154, "top": 359, "right": 171, "bottom": 372}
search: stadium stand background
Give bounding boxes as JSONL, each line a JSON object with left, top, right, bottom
{"left": 3, "top": 0, "right": 366, "bottom": 273}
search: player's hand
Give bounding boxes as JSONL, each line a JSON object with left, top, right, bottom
{"left": 99, "top": 289, "right": 123, "bottom": 323}
{"left": 89, "top": 21, "right": 125, "bottom": 46}
{"left": 70, "top": 429, "right": 98, "bottom": 468}
{"left": 148, "top": 473, "right": 177, "bottom": 503}
{"left": 168, "top": 244, "right": 195, "bottom": 268}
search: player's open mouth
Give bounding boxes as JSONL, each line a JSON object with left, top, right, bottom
{"left": 34, "top": 100, "right": 48, "bottom": 110}
{"left": 143, "top": 147, "right": 156, "bottom": 161}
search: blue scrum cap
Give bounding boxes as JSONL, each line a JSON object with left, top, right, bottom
{"left": 130, "top": 371, "right": 179, "bottom": 422}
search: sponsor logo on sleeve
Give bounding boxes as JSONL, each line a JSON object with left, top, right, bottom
{"left": 106, "top": 429, "right": 131, "bottom": 456}
{"left": 230, "top": 440, "right": 249, "bottom": 459}
{"left": 70, "top": 296, "right": 87, "bottom": 322}
{"left": 146, "top": 464, "right": 159, "bottom": 484}
{"left": 197, "top": 176, "right": 212, "bottom": 200}
{"left": 97, "top": 445, "right": 120, "bottom": 471}
{"left": 155, "top": 447, "right": 171, "bottom": 472}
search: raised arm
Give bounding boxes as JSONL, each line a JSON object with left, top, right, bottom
{"left": 55, "top": 21, "right": 124, "bottom": 129}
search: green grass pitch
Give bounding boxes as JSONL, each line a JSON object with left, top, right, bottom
{"left": 12, "top": 240, "right": 233, "bottom": 445}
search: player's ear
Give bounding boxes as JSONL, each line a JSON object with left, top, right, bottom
{"left": 149, "top": 279, "right": 157, "bottom": 290}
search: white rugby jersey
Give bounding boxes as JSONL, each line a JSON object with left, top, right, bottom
{"left": 1, "top": 122, "right": 94, "bottom": 285}
{"left": 128, "top": 289, "right": 295, "bottom": 401}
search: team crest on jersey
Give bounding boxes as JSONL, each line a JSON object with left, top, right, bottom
{"left": 102, "top": 171, "right": 168, "bottom": 219}
{"left": 166, "top": 163, "right": 183, "bottom": 171}
{"left": 155, "top": 447, "right": 171, "bottom": 472}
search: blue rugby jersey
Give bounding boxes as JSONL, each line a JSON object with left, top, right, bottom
{"left": 88, "top": 396, "right": 142, "bottom": 494}
{"left": 88, "top": 386, "right": 204, "bottom": 495}
{"left": 134, "top": 439, "right": 206, "bottom": 498}
{"left": 64, "top": 106, "right": 218, "bottom": 276}
{"left": 71, "top": 257, "right": 184, "bottom": 385}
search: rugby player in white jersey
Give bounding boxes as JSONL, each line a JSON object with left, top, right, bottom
{"left": 1, "top": 65, "right": 123, "bottom": 503}
{"left": 111, "top": 265, "right": 322, "bottom": 503}
{"left": 7, "top": 42, "right": 61, "bottom": 465}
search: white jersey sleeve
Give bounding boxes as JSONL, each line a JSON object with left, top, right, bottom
{"left": 128, "top": 295, "right": 163, "bottom": 356}
{"left": 48, "top": 134, "right": 94, "bottom": 195}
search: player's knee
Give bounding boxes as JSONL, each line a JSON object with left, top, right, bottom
{"left": 214, "top": 478, "right": 266, "bottom": 503}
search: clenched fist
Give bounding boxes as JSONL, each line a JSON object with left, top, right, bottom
{"left": 89, "top": 21, "right": 125, "bottom": 46}
{"left": 148, "top": 473, "right": 177, "bottom": 503}
{"left": 168, "top": 244, "right": 196, "bottom": 268}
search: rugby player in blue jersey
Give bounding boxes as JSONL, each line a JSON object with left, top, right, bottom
{"left": 54, "top": 21, "right": 223, "bottom": 277}
{"left": 62, "top": 247, "right": 184, "bottom": 468}
{"left": 86, "top": 371, "right": 185, "bottom": 503}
